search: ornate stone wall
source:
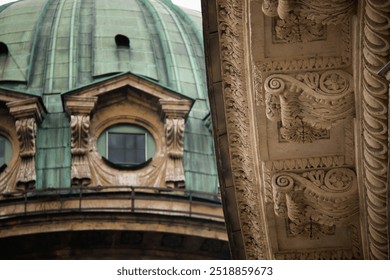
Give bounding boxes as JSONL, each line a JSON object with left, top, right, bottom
{"left": 203, "top": 0, "right": 390, "bottom": 259}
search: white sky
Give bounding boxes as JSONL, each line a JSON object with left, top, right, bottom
{"left": 0, "top": 0, "right": 201, "bottom": 11}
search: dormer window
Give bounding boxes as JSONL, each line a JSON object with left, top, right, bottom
{"left": 115, "top": 35, "right": 130, "bottom": 48}
{"left": 0, "top": 42, "right": 8, "bottom": 56}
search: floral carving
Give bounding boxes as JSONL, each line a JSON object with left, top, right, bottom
{"left": 262, "top": 0, "right": 355, "bottom": 25}
{"left": 70, "top": 115, "right": 91, "bottom": 187}
{"left": 264, "top": 70, "right": 354, "bottom": 143}
{"left": 274, "top": 13, "right": 326, "bottom": 43}
{"left": 64, "top": 96, "right": 97, "bottom": 187}
{"left": 271, "top": 168, "right": 358, "bottom": 238}
{"left": 15, "top": 118, "right": 37, "bottom": 190}
{"left": 217, "top": 0, "right": 270, "bottom": 259}
{"left": 165, "top": 118, "right": 185, "bottom": 188}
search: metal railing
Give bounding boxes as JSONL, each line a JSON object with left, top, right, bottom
{"left": 0, "top": 186, "right": 224, "bottom": 222}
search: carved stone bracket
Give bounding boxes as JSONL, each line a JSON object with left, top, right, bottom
{"left": 160, "top": 99, "right": 192, "bottom": 189}
{"left": 262, "top": 0, "right": 355, "bottom": 25}
{"left": 6, "top": 98, "right": 45, "bottom": 190}
{"left": 271, "top": 167, "right": 358, "bottom": 239}
{"left": 64, "top": 96, "right": 98, "bottom": 187}
{"left": 264, "top": 70, "right": 354, "bottom": 143}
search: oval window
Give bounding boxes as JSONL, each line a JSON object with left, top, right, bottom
{"left": 97, "top": 124, "right": 156, "bottom": 168}
{"left": 0, "top": 134, "right": 12, "bottom": 171}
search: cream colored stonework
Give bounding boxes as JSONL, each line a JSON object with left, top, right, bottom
{"left": 202, "top": 0, "right": 390, "bottom": 259}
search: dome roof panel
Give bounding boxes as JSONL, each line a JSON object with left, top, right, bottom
{"left": 0, "top": 0, "right": 205, "bottom": 101}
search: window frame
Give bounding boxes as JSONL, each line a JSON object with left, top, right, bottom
{"left": 106, "top": 131, "right": 147, "bottom": 166}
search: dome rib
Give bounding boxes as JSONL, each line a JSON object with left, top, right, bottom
{"left": 140, "top": 0, "right": 182, "bottom": 92}
{"left": 160, "top": 0, "right": 204, "bottom": 99}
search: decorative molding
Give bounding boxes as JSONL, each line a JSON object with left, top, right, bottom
{"left": 253, "top": 64, "right": 265, "bottom": 106}
{"left": 64, "top": 96, "right": 97, "bottom": 187}
{"left": 6, "top": 98, "right": 45, "bottom": 191}
{"left": 70, "top": 115, "right": 91, "bottom": 186}
{"left": 160, "top": 99, "right": 192, "bottom": 188}
{"left": 262, "top": 0, "right": 355, "bottom": 25}
{"left": 274, "top": 248, "right": 353, "bottom": 260}
{"left": 217, "top": 0, "right": 270, "bottom": 259}
{"left": 273, "top": 13, "right": 326, "bottom": 44}
{"left": 255, "top": 19, "right": 352, "bottom": 74}
{"left": 359, "top": 0, "right": 390, "bottom": 260}
{"left": 164, "top": 118, "right": 185, "bottom": 188}
{"left": 264, "top": 70, "right": 354, "bottom": 143}
{"left": 14, "top": 118, "right": 37, "bottom": 190}
{"left": 271, "top": 167, "right": 358, "bottom": 238}
{"left": 263, "top": 156, "right": 346, "bottom": 203}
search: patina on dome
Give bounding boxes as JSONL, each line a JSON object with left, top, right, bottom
{"left": 0, "top": 0, "right": 217, "bottom": 196}
{"left": 0, "top": 0, "right": 205, "bottom": 99}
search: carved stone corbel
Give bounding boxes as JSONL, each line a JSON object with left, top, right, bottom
{"left": 262, "top": 0, "right": 355, "bottom": 25}
{"left": 6, "top": 98, "right": 45, "bottom": 190}
{"left": 160, "top": 99, "right": 192, "bottom": 189}
{"left": 64, "top": 96, "right": 97, "bottom": 187}
{"left": 264, "top": 70, "right": 354, "bottom": 143}
{"left": 271, "top": 167, "right": 358, "bottom": 239}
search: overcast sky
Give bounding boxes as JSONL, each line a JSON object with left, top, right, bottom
{"left": 0, "top": 0, "right": 201, "bottom": 11}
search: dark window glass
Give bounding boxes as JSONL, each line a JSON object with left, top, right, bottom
{"left": 108, "top": 133, "right": 146, "bottom": 165}
{"left": 0, "top": 137, "right": 5, "bottom": 166}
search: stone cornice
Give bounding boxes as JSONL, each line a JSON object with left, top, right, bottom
{"left": 6, "top": 98, "right": 46, "bottom": 123}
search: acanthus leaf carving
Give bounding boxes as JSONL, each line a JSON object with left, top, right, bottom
{"left": 273, "top": 12, "right": 326, "bottom": 44}
{"left": 217, "top": 0, "right": 270, "bottom": 259}
{"left": 160, "top": 99, "right": 192, "bottom": 189}
{"left": 64, "top": 96, "right": 98, "bottom": 187}
{"left": 70, "top": 115, "right": 91, "bottom": 187}
{"left": 15, "top": 117, "right": 37, "bottom": 190}
{"left": 6, "top": 98, "right": 45, "bottom": 191}
{"left": 264, "top": 70, "right": 354, "bottom": 143}
{"left": 271, "top": 167, "right": 358, "bottom": 239}
{"left": 262, "top": 0, "right": 355, "bottom": 25}
{"left": 165, "top": 118, "right": 185, "bottom": 188}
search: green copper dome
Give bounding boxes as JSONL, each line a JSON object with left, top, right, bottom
{"left": 0, "top": 0, "right": 218, "bottom": 196}
{"left": 0, "top": 0, "right": 205, "bottom": 99}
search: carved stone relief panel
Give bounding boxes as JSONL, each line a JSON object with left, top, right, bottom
{"left": 262, "top": 155, "right": 360, "bottom": 258}
{"left": 264, "top": 70, "right": 354, "bottom": 144}
{"left": 272, "top": 167, "right": 358, "bottom": 237}
{"left": 272, "top": 12, "right": 327, "bottom": 44}
{"left": 262, "top": 0, "right": 355, "bottom": 25}
{"left": 5, "top": 98, "right": 45, "bottom": 191}
{"left": 65, "top": 96, "right": 97, "bottom": 187}
{"left": 160, "top": 99, "right": 192, "bottom": 189}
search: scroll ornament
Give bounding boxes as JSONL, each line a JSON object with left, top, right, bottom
{"left": 271, "top": 167, "right": 358, "bottom": 238}
{"left": 264, "top": 70, "right": 354, "bottom": 143}
{"left": 15, "top": 118, "right": 37, "bottom": 190}
{"left": 70, "top": 115, "right": 91, "bottom": 187}
{"left": 262, "top": 0, "right": 355, "bottom": 25}
{"left": 165, "top": 118, "right": 185, "bottom": 188}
